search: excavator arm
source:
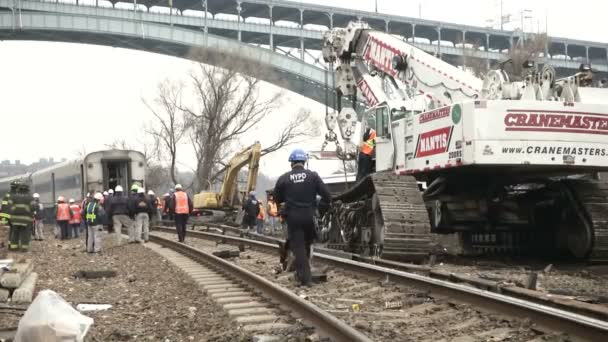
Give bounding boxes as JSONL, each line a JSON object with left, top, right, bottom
{"left": 218, "top": 142, "right": 262, "bottom": 207}
{"left": 193, "top": 142, "right": 262, "bottom": 210}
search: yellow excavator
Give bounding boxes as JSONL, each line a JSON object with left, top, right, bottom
{"left": 192, "top": 142, "right": 262, "bottom": 223}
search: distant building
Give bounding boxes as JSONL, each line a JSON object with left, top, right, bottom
{"left": 0, "top": 157, "right": 60, "bottom": 178}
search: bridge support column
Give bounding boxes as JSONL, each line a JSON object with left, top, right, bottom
{"left": 564, "top": 43, "right": 569, "bottom": 61}
{"left": 237, "top": 2, "right": 242, "bottom": 42}
{"left": 411, "top": 24, "right": 415, "bottom": 43}
{"left": 437, "top": 27, "right": 442, "bottom": 59}
{"left": 269, "top": 5, "right": 274, "bottom": 51}
{"left": 385, "top": 20, "right": 389, "bottom": 33}
{"left": 300, "top": 9, "right": 305, "bottom": 60}
{"left": 461, "top": 30, "right": 466, "bottom": 68}
{"left": 486, "top": 33, "right": 490, "bottom": 70}
{"left": 586, "top": 46, "right": 589, "bottom": 63}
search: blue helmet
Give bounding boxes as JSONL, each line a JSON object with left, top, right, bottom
{"left": 288, "top": 148, "right": 308, "bottom": 162}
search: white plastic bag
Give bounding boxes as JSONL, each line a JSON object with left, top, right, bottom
{"left": 15, "top": 289, "right": 94, "bottom": 342}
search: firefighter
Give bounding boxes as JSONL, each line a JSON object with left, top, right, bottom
{"left": 8, "top": 182, "right": 36, "bottom": 251}
{"left": 0, "top": 189, "right": 12, "bottom": 227}
{"left": 357, "top": 127, "right": 376, "bottom": 181}
{"left": 32, "top": 193, "right": 44, "bottom": 241}
{"left": 171, "top": 184, "right": 192, "bottom": 243}
{"left": 54, "top": 196, "right": 73, "bottom": 240}
{"left": 273, "top": 148, "right": 331, "bottom": 287}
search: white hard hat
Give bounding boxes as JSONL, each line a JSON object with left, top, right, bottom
{"left": 115, "top": 185, "right": 123, "bottom": 192}
{"left": 175, "top": 184, "right": 183, "bottom": 190}
{"left": 33, "top": 193, "right": 40, "bottom": 199}
{"left": 103, "top": 191, "right": 109, "bottom": 196}
{"left": 148, "top": 190, "right": 155, "bottom": 195}
{"left": 137, "top": 187, "right": 145, "bottom": 194}
{"left": 86, "top": 192, "right": 90, "bottom": 197}
{"left": 69, "top": 198, "right": 75, "bottom": 203}
{"left": 57, "top": 196, "right": 65, "bottom": 202}
{"left": 94, "top": 192, "right": 103, "bottom": 200}
{"left": 108, "top": 189, "right": 114, "bottom": 194}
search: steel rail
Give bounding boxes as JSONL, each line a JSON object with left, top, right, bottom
{"left": 153, "top": 225, "right": 608, "bottom": 341}
{"left": 147, "top": 234, "right": 373, "bottom": 342}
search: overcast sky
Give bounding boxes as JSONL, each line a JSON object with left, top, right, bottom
{"left": 1, "top": 0, "right": 607, "bottom": 178}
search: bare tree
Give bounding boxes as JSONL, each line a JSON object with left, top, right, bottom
{"left": 180, "top": 59, "right": 319, "bottom": 192}
{"left": 143, "top": 79, "right": 188, "bottom": 186}
{"left": 503, "top": 33, "right": 549, "bottom": 80}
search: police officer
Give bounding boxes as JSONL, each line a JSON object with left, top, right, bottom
{"left": 8, "top": 182, "right": 36, "bottom": 251}
{"left": 273, "top": 148, "right": 331, "bottom": 287}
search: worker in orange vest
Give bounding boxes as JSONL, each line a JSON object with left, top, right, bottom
{"left": 54, "top": 196, "right": 74, "bottom": 240}
{"left": 68, "top": 199, "right": 82, "bottom": 239}
{"left": 256, "top": 200, "right": 265, "bottom": 234}
{"left": 171, "top": 184, "right": 192, "bottom": 243}
{"left": 357, "top": 127, "right": 376, "bottom": 181}
{"left": 267, "top": 194, "right": 279, "bottom": 235}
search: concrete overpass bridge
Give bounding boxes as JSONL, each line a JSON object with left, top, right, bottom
{"left": 1, "top": 0, "right": 607, "bottom": 106}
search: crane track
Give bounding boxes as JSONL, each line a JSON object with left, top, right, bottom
{"left": 568, "top": 179, "right": 608, "bottom": 262}
{"left": 330, "top": 172, "right": 434, "bottom": 262}
{"left": 153, "top": 225, "right": 608, "bottom": 341}
{"left": 146, "top": 233, "right": 372, "bottom": 342}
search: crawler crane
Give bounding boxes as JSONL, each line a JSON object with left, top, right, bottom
{"left": 319, "top": 21, "right": 608, "bottom": 262}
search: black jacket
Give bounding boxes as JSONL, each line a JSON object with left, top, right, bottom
{"left": 108, "top": 193, "right": 129, "bottom": 216}
{"left": 273, "top": 165, "right": 331, "bottom": 213}
{"left": 130, "top": 194, "right": 155, "bottom": 216}
{"left": 242, "top": 197, "right": 260, "bottom": 218}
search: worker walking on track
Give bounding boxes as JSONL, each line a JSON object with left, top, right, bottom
{"left": 131, "top": 187, "right": 154, "bottom": 243}
{"left": 267, "top": 194, "right": 279, "bottom": 235}
{"left": 242, "top": 192, "right": 259, "bottom": 231}
{"left": 32, "top": 193, "right": 44, "bottom": 241}
{"left": 85, "top": 192, "right": 106, "bottom": 253}
{"left": 357, "top": 127, "right": 376, "bottom": 181}
{"left": 107, "top": 185, "right": 132, "bottom": 246}
{"left": 8, "top": 182, "right": 36, "bottom": 251}
{"left": 273, "top": 148, "right": 331, "bottom": 287}
{"left": 68, "top": 199, "right": 81, "bottom": 239}
{"left": 55, "top": 196, "right": 73, "bottom": 240}
{"left": 171, "top": 184, "right": 192, "bottom": 243}
{"left": 256, "top": 200, "right": 265, "bottom": 234}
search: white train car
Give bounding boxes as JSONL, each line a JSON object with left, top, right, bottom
{"left": 0, "top": 150, "right": 146, "bottom": 212}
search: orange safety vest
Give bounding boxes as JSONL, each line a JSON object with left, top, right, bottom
{"left": 257, "top": 203, "right": 265, "bottom": 220}
{"left": 174, "top": 191, "right": 189, "bottom": 214}
{"left": 360, "top": 129, "right": 376, "bottom": 156}
{"left": 56, "top": 203, "right": 71, "bottom": 221}
{"left": 69, "top": 205, "right": 81, "bottom": 224}
{"left": 157, "top": 197, "right": 163, "bottom": 210}
{"left": 268, "top": 201, "right": 278, "bottom": 217}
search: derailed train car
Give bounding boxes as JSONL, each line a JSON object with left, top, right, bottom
{"left": 0, "top": 150, "right": 146, "bottom": 217}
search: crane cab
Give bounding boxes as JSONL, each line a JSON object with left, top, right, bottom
{"left": 361, "top": 100, "right": 425, "bottom": 173}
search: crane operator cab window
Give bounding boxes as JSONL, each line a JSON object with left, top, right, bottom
{"left": 375, "top": 106, "right": 390, "bottom": 138}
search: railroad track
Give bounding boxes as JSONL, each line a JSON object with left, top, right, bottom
{"left": 145, "top": 233, "right": 372, "bottom": 342}
{"left": 153, "top": 224, "right": 608, "bottom": 341}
